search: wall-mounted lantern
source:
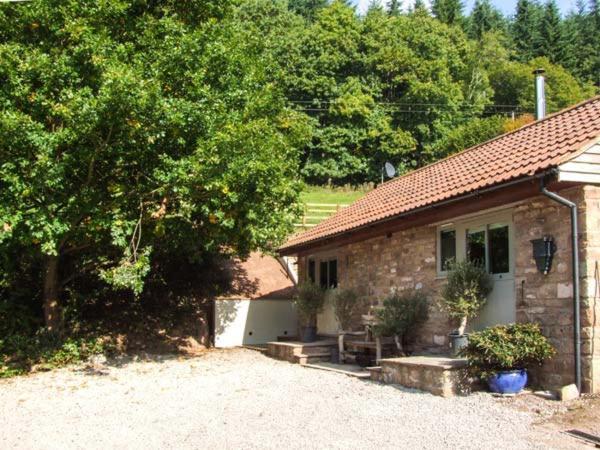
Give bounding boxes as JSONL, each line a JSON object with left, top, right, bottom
{"left": 531, "top": 236, "right": 556, "bottom": 275}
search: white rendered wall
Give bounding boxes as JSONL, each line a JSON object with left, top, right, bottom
{"left": 214, "top": 299, "right": 297, "bottom": 347}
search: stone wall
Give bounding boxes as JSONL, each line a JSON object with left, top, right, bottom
{"left": 297, "top": 185, "right": 599, "bottom": 392}
{"left": 513, "top": 187, "right": 581, "bottom": 390}
{"left": 580, "top": 186, "right": 600, "bottom": 393}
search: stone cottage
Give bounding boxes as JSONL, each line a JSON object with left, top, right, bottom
{"left": 279, "top": 96, "right": 600, "bottom": 393}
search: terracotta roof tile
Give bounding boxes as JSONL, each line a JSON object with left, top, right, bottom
{"left": 281, "top": 97, "right": 600, "bottom": 252}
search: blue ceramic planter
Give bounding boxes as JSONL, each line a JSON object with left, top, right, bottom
{"left": 488, "top": 369, "right": 528, "bottom": 394}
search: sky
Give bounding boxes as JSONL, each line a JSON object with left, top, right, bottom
{"left": 353, "top": 0, "right": 581, "bottom": 16}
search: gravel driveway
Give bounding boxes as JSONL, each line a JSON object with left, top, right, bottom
{"left": 0, "top": 349, "right": 579, "bottom": 449}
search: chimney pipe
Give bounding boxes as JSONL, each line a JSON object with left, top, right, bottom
{"left": 533, "top": 68, "right": 546, "bottom": 120}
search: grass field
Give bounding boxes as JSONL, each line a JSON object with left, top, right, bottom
{"left": 296, "top": 185, "right": 370, "bottom": 229}
{"left": 299, "top": 185, "right": 369, "bottom": 206}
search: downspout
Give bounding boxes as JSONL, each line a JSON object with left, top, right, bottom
{"left": 540, "top": 177, "right": 581, "bottom": 393}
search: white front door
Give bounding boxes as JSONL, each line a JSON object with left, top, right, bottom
{"left": 463, "top": 215, "right": 516, "bottom": 331}
{"left": 438, "top": 211, "right": 516, "bottom": 331}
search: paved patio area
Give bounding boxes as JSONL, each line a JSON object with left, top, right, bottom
{"left": 0, "top": 348, "right": 582, "bottom": 449}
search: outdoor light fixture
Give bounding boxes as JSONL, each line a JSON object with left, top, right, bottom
{"left": 531, "top": 236, "right": 556, "bottom": 275}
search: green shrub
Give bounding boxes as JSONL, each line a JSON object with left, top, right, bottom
{"left": 440, "top": 260, "right": 493, "bottom": 335}
{"left": 0, "top": 331, "right": 112, "bottom": 378}
{"left": 294, "top": 282, "right": 327, "bottom": 327}
{"left": 331, "top": 287, "right": 365, "bottom": 331}
{"left": 461, "top": 323, "right": 556, "bottom": 379}
{"left": 374, "top": 290, "right": 429, "bottom": 354}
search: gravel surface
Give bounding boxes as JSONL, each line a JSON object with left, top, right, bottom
{"left": 0, "top": 349, "right": 580, "bottom": 449}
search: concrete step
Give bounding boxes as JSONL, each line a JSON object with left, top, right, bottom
{"left": 294, "top": 352, "right": 332, "bottom": 365}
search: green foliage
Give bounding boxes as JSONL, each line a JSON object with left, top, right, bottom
{"left": 374, "top": 290, "right": 429, "bottom": 340}
{"left": 0, "top": 0, "right": 305, "bottom": 326}
{"left": 294, "top": 282, "right": 327, "bottom": 326}
{"left": 467, "top": 0, "right": 506, "bottom": 40}
{"left": 330, "top": 287, "right": 365, "bottom": 331}
{"left": 440, "top": 260, "right": 492, "bottom": 332}
{"left": 461, "top": 323, "right": 556, "bottom": 379}
{"left": 427, "top": 115, "right": 505, "bottom": 158}
{"left": 432, "top": 0, "right": 464, "bottom": 26}
{"left": 0, "top": 331, "right": 111, "bottom": 378}
{"left": 489, "top": 57, "right": 595, "bottom": 115}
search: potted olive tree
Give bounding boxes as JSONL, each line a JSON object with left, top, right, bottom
{"left": 374, "top": 290, "right": 429, "bottom": 356}
{"left": 294, "top": 282, "right": 327, "bottom": 343}
{"left": 461, "top": 323, "right": 555, "bottom": 394}
{"left": 440, "top": 260, "right": 492, "bottom": 355}
{"left": 331, "top": 287, "right": 365, "bottom": 332}
{"left": 331, "top": 287, "right": 366, "bottom": 363}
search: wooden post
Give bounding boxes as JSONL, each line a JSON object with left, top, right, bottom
{"left": 338, "top": 333, "right": 345, "bottom": 363}
{"left": 302, "top": 204, "right": 307, "bottom": 228}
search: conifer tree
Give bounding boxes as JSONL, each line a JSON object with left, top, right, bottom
{"left": 289, "top": 0, "right": 328, "bottom": 21}
{"left": 468, "top": 0, "right": 504, "bottom": 39}
{"left": 432, "top": 0, "right": 463, "bottom": 25}
{"left": 411, "top": 0, "right": 429, "bottom": 15}
{"left": 388, "top": 0, "right": 402, "bottom": 16}
{"left": 512, "top": 0, "right": 542, "bottom": 61}
{"left": 538, "top": 0, "right": 563, "bottom": 62}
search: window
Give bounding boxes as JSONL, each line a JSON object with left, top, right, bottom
{"left": 318, "top": 258, "right": 338, "bottom": 289}
{"left": 438, "top": 217, "right": 511, "bottom": 277}
{"left": 467, "top": 229, "right": 486, "bottom": 268}
{"left": 307, "top": 259, "right": 316, "bottom": 283}
{"left": 439, "top": 229, "right": 456, "bottom": 272}
{"left": 489, "top": 224, "right": 509, "bottom": 274}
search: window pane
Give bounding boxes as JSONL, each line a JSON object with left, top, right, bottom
{"left": 467, "top": 229, "right": 486, "bottom": 268}
{"left": 328, "top": 260, "right": 338, "bottom": 288}
{"left": 489, "top": 225, "right": 509, "bottom": 274}
{"left": 319, "top": 261, "right": 328, "bottom": 289}
{"left": 440, "top": 230, "right": 456, "bottom": 271}
{"left": 308, "top": 259, "right": 316, "bottom": 283}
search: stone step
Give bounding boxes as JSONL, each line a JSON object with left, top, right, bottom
{"left": 292, "top": 346, "right": 334, "bottom": 357}
{"left": 266, "top": 340, "right": 336, "bottom": 364}
{"left": 294, "top": 352, "right": 332, "bottom": 365}
{"left": 374, "top": 356, "right": 477, "bottom": 397}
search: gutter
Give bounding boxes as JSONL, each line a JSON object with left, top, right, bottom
{"left": 540, "top": 177, "right": 582, "bottom": 394}
{"left": 281, "top": 171, "right": 552, "bottom": 256}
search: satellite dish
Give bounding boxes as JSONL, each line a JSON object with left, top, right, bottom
{"left": 384, "top": 162, "right": 396, "bottom": 178}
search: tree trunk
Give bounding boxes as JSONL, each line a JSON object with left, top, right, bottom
{"left": 394, "top": 334, "right": 404, "bottom": 356}
{"left": 43, "top": 255, "right": 61, "bottom": 332}
{"left": 457, "top": 316, "right": 468, "bottom": 336}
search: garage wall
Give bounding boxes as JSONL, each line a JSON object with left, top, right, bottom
{"left": 214, "top": 299, "right": 297, "bottom": 347}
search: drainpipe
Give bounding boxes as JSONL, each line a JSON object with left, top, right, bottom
{"left": 540, "top": 178, "right": 581, "bottom": 394}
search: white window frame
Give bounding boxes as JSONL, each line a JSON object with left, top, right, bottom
{"left": 306, "top": 254, "right": 338, "bottom": 288}
{"left": 436, "top": 211, "right": 514, "bottom": 280}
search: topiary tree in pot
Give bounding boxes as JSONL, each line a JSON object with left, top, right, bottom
{"left": 461, "top": 323, "right": 556, "bottom": 394}
{"left": 294, "top": 282, "right": 327, "bottom": 343}
{"left": 440, "top": 260, "right": 492, "bottom": 355}
{"left": 330, "top": 287, "right": 367, "bottom": 363}
{"left": 373, "top": 290, "right": 429, "bottom": 356}
{"left": 331, "top": 287, "right": 366, "bottom": 333}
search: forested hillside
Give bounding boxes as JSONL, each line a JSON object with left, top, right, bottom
{"left": 249, "top": 0, "right": 598, "bottom": 184}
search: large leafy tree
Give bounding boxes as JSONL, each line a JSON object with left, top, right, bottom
{"left": 0, "top": 0, "right": 305, "bottom": 330}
